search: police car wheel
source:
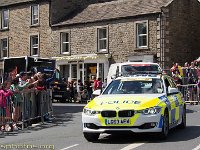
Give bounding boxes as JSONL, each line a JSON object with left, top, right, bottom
{"left": 178, "top": 105, "right": 186, "bottom": 129}
{"left": 83, "top": 132, "right": 100, "bottom": 142}
{"left": 159, "top": 110, "right": 169, "bottom": 139}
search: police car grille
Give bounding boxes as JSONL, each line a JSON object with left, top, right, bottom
{"left": 118, "top": 110, "right": 134, "bottom": 117}
{"left": 101, "top": 111, "right": 116, "bottom": 117}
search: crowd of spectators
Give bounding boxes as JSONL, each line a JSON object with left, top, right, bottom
{"left": 170, "top": 59, "right": 200, "bottom": 101}
{"left": 0, "top": 69, "right": 58, "bottom": 132}
{"left": 170, "top": 60, "right": 200, "bottom": 86}
{"left": 66, "top": 76, "right": 105, "bottom": 103}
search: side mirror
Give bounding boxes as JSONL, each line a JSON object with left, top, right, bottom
{"left": 168, "top": 87, "right": 179, "bottom": 94}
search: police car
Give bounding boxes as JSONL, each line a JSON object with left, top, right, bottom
{"left": 82, "top": 72, "right": 186, "bottom": 142}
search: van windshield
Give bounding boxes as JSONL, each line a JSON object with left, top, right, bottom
{"left": 121, "top": 64, "right": 161, "bottom": 74}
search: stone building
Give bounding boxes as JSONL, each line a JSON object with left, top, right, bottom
{"left": 0, "top": 0, "right": 200, "bottom": 83}
{"left": 0, "top": 0, "right": 53, "bottom": 76}
{"left": 51, "top": 0, "right": 200, "bottom": 83}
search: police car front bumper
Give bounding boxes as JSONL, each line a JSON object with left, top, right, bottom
{"left": 82, "top": 113, "right": 163, "bottom": 133}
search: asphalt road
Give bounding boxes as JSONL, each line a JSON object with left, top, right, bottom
{"left": 1, "top": 103, "right": 200, "bottom": 150}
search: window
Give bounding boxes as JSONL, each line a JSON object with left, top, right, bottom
{"left": 1, "top": 9, "right": 9, "bottom": 29}
{"left": 31, "top": 5, "right": 39, "bottom": 25}
{"left": 97, "top": 27, "right": 107, "bottom": 52}
{"left": 136, "top": 21, "right": 148, "bottom": 48}
{"left": 30, "top": 35, "right": 39, "bottom": 56}
{"left": 0, "top": 38, "right": 8, "bottom": 58}
{"left": 60, "top": 32, "right": 70, "bottom": 54}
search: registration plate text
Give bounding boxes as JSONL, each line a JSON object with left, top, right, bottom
{"left": 105, "top": 118, "right": 130, "bottom": 125}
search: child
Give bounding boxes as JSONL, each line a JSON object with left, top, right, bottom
{"left": 0, "top": 81, "right": 13, "bottom": 132}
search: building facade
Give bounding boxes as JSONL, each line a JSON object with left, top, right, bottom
{"left": 51, "top": 0, "right": 200, "bottom": 83}
{"left": 0, "top": 0, "right": 200, "bottom": 84}
{"left": 0, "top": 0, "right": 53, "bottom": 76}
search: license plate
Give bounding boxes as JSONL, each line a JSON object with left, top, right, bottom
{"left": 105, "top": 118, "right": 130, "bottom": 125}
{"left": 54, "top": 95, "right": 62, "bottom": 98}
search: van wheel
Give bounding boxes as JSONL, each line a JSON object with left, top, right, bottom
{"left": 83, "top": 132, "right": 100, "bottom": 142}
{"left": 159, "top": 110, "right": 169, "bottom": 139}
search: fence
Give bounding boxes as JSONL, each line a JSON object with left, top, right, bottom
{"left": 178, "top": 84, "right": 200, "bottom": 104}
{"left": 0, "top": 89, "right": 52, "bottom": 132}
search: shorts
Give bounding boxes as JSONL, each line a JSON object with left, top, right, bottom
{"left": 0, "top": 107, "right": 6, "bottom": 117}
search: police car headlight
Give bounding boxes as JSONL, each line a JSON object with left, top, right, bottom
{"left": 83, "top": 108, "right": 101, "bottom": 116}
{"left": 137, "top": 106, "right": 161, "bottom": 115}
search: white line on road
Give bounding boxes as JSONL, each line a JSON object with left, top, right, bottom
{"left": 120, "top": 143, "right": 145, "bottom": 150}
{"left": 192, "top": 144, "right": 200, "bottom": 150}
{"left": 60, "top": 144, "right": 79, "bottom": 150}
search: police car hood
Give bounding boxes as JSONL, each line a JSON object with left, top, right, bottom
{"left": 87, "top": 94, "right": 165, "bottom": 110}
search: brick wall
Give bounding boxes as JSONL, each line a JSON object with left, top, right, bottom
{"left": 0, "top": 2, "right": 53, "bottom": 58}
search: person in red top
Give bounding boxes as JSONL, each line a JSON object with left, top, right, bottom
{"left": 93, "top": 76, "right": 98, "bottom": 91}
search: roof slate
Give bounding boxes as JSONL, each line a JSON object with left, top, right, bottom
{"left": 54, "top": 0, "right": 173, "bottom": 26}
{"left": 0, "top": 0, "right": 36, "bottom": 7}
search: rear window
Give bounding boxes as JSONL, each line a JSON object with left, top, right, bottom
{"left": 121, "top": 64, "right": 160, "bottom": 74}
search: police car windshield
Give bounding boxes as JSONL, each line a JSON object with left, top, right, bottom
{"left": 121, "top": 64, "right": 160, "bottom": 75}
{"left": 102, "top": 78, "right": 164, "bottom": 94}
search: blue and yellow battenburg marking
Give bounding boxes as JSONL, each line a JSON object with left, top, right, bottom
{"left": 86, "top": 93, "right": 183, "bottom": 127}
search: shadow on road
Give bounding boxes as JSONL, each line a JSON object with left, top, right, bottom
{"left": 26, "top": 105, "right": 84, "bottom": 131}
{"left": 96, "top": 126, "right": 200, "bottom": 144}
{"left": 0, "top": 104, "right": 84, "bottom": 136}
{"left": 186, "top": 108, "right": 198, "bottom": 113}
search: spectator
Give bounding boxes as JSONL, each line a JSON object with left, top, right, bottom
{"left": 182, "top": 62, "right": 190, "bottom": 84}
{"left": 173, "top": 70, "right": 183, "bottom": 91}
{"left": 77, "top": 79, "right": 83, "bottom": 102}
{"left": 10, "top": 77, "right": 30, "bottom": 122}
{"left": 171, "top": 63, "right": 179, "bottom": 76}
{"left": 92, "top": 76, "right": 98, "bottom": 91}
{"left": 97, "top": 78, "right": 103, "bottom": 90}
{"left": 0, "top": 81, "right": 13, "bottom": 131}
{"left": 102, "top": 78, "right": 107, "bottom": 88}
{"left": 19, "top": 72, "right": 27, "bottom": 86}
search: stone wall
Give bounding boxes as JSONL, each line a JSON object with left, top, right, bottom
{"left": 51, "top": 15, "right": 159, "bottom": 63}
{"left": 0, "top": 1, "right": 53, "bottom": 58}
{"left": 163, "top": 0, "right": 200, "bottom": 68}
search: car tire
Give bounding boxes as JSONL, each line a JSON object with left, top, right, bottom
{"left": 83, "top": 132, "right": 100, "bottom": 142}
{"left": 159, "top": 110, "right": 169, "bottom": 139}
{"left": 177, "top": 105, "right": 186, "bottom": 129}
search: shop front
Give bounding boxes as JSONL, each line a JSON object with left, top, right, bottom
{"left": 53, "top": 54, "right": 110, "bottom": 84}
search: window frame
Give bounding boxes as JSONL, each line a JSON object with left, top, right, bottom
{"left": 97, "top": 27, "right": 108, "bottom": 53}
{"left": 0, "top": 38, "right": 9, "bottom": 58}
{"left": 1, "top": 9, "right": 9, "bottom": 29}
{"left": 60, "top": 32, "right": 70, "bottom": 54}
{"left": 135, "top": 20, "right": 148, "bottom": 49}
{"left": 30, "top": 34, "right": 39, "bottom": 56}
{"left": 31, "top": 4, "right": 39, "bottom": 26}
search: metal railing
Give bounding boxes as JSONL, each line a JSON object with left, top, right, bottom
{"left": 178, "top": 84, "right": 200, "bottom": 105}
{"left": 0, "top": 89, "right": 52, "bottom": 132}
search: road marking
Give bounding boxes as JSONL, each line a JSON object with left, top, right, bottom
{"left": 60, "top": 144, "right": 79, "bottom": 150}
{"left": 192, "top": 144, "right": 200, "bottom": 150}
{"left": 120, "top": 143, "right": 145, "bottom": 150}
